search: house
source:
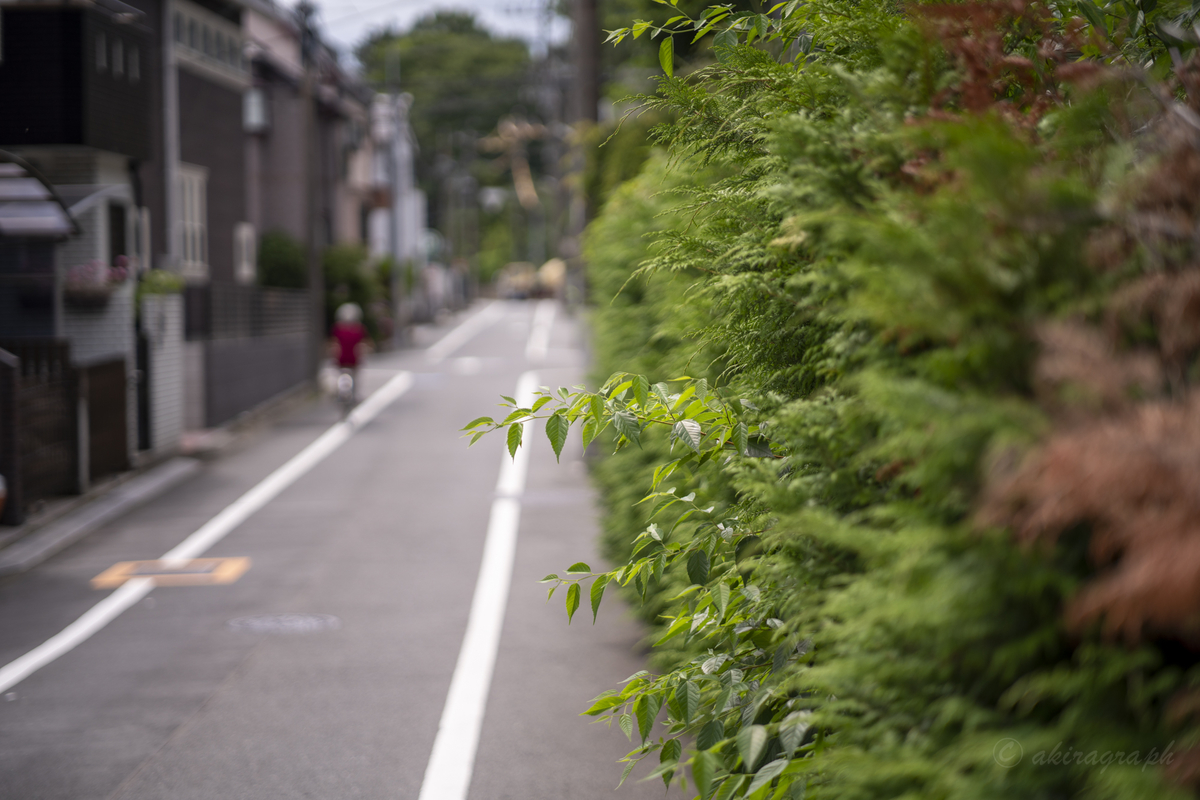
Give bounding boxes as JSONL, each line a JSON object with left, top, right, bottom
{"left": 0, "top": 0, "right": 391, "bottom": 522}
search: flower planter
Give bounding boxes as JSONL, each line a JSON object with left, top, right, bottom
{"left": 63, "top": 286, "right": 113, "bottom": 309}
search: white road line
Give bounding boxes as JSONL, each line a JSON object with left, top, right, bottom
{"left": 418, "top": 370, "right": 538, "bottom": 800}
{"left": 426, "top": 302, "right": 504, "bottom": 364}
{"left": 525, "top": 299, "right": 556, "bottom": 363}
{"left": 0, "top": 371, "right": 414, "bottom": 694}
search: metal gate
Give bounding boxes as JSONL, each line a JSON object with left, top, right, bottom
{"left": 0, "top": 339, "right": 77, "bottom": 523}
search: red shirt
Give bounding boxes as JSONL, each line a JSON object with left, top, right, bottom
{"left": 333, "top": 322, "right": 365, "bottom": 367}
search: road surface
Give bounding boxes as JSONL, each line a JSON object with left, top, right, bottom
{"left": 0, "top": 300, "right": 676, "bottom": 800}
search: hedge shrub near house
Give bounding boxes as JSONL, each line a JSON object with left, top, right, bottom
{"left": 471, "top": 1, "right": 1200, "bottom": 797}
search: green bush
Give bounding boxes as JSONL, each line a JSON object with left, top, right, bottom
{"left": 323, "top": 243, "right": 385, "bottom": 339}
{"left": 257, "top": 230, "right": 307, "bottom": 289}
{"left": 469, "top": 1, "right": 1200, "bottom": 798}
{"left": 138, "top": 269, "right": 184, "bottom": 296}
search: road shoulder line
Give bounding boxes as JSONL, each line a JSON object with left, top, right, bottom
{"left": 418, "top": 370, "right": 538, "bottom": 800}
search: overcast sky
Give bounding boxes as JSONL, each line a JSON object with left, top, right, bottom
{"left": 308, "top": 0, "right": 572, "bottom": 61}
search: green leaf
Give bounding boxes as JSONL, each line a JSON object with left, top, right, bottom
{"left": 460, "top": 416, "right": 493, "bottom": 431}
{"left": 545, "top": 412, "right": 570, "bottom": 462}
{"left": 616, "top": 758, "right": 638, "bottom": 789}
{"left": 538, "top": 573, "right": 559, "bottom": 583}
{"left": 687, "top": 550, "right": 711, "bottom": 586}
{"left": 635, "top": 695, "right": 656, "bottom": 741}
{"left": 675, "top": 680, "right": 700, "bottom": 722}
{"left": 714, "top": 582, "right": 731, "bottom": 620}
{"left": 654, "top": 614, "right": 692, "bottom": 645}
{"left": 582, "top": 693, "right": 623, "bottom": 715}
{"left": 506, "top": 422, "right": 522, "bottom": 458}
{"left": 566, "top": 582, "right": 581, "bottom": 623}
{"left": 659, "top": 738, "right": 682, "bottom": 786}
{"left": 733, "top": 421, "right": 749, "bottom": 455}
{"left": 673, "top": 419, "right": 702, "bottom": 453}
{"left": 738, "top": 725, "right": 769, "bottom": 771}
{"left": 500, "top": 408, "right": 530, "bottom": 426}
{"left": 590, "top": 574, "right": 609, "bottom": 623}
{"left": 613, "top": 409, "right": 642, "bottom": 445}
{"left": 619, "top": 713, "right": 634, "bottom": 739}
{"left": 713, "top": 775, "right": 747, "bottom": 800}
{"left": 659, "top": 35, "right": 674, "bottom": 77}
{"left": 746, "top": 758, "right": 789, "bottom": 796}
{"left": 581, "top": 416, "right": 600, "bottom": 451}
{"left": 633, "top": 374, "right": 650, "bottom": 409}
{"left": 1077, "top": 0, "right": 1108, "bottom": 32}
{"left": 698, "top": 719, "right": 725, "bottom": 751}
{"left": 693, "top": 750, "right": 722, "bottom": 799}
{"left": 589, "top": 393, "right": 605, "bottom": 422}
{"left": 567, "top": 561, "right": 592, "bottom": 573}
{"left": 713, "top": 26, "right": 738, "bottom": 53}
{"left": 531, "top": 395, "right": 552, "bottom": 412}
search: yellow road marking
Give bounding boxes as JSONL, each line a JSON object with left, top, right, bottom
{"left": 91, "top": 558, "right": 250, "bottom": 589}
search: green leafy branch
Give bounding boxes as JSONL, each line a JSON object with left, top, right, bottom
{"left": 605, "top": 2, "right": 812, "bottom": 77}
{"left": 461, "top": 372, "right": 776, "bottom": 464}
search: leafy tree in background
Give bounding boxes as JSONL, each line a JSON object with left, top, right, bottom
{"left": 356, "top": 12, "right": 530, "bottom": 164}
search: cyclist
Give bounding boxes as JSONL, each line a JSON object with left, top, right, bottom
{"left": 330, "top": 303, "right": 366, "bottom": 404}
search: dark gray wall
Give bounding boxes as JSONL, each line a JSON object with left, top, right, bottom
{"left": 259, "top": 84, "right": 307, "bottom": 241}
{"left": 179, "top": 69, "right": 244, "bottom": 284}
{"left": 204, "top": 333, "right": 306, "bottom": 426}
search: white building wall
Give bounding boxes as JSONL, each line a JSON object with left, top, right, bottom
{"left": 142, "top": 294, "right": 185, "bottom": 454}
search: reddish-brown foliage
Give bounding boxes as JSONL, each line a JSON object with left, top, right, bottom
{"left": 980, "top": 393, "right": 1200, "bottom": 642}
{"left": 914, "top": 0, "right": 1093, "bottom": 125}
{"left": 1032, "top": 320, "right": 1162, "bottom": 414}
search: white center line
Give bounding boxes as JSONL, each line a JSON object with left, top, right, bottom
{"left": 426, "top": 301, "right": 504, "bottom": 364}
{"left": 417, "top": 370, "right": 538, "bottom": 800}
{"left": 525, "top": 299, "right": 556, "bottom": 363}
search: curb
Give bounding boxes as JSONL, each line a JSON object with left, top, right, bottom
{"left": 0, "top": 458, "right": 201, "bottom": 576}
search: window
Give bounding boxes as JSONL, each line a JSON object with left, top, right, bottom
{"left": 177, "top": 164, "right": 208, "bottom": 278}
{"left": 129, "top": 46, "right": 140, "bottom": 83}
{"left": 174, "top": 1, "right": 247, "bottom": 77}
{"left": 234, "top": 223, "right": 256, "bottom": 284}
{"left": 243, "top": 88, "right": 268, "bottom": 133}
{"left": 96, "top": 33, "right": 107, "bottom": 71}
{"left": 112, "top": 39, "right": 124, "bottom": 77}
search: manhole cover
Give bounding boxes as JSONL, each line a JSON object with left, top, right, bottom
{"left": 226, "top": 613, "right": 341, "bottom": 634}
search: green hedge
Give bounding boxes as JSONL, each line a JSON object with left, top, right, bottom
{"left": 471, "top": 1, "right": 1200, "bottom": 797}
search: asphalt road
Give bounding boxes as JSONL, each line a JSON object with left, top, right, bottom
{"left": 0, "top": 301, "right": 678, "bottom": 800}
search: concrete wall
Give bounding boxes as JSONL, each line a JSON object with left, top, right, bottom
{"left": 142, "top": 294, "right": 184, "bottom": 455}
{"left": 183, "top": 340, "right": 205, "bottom": 431}
{"left": 205, "top": 333, "right": 307, "bottom": 427}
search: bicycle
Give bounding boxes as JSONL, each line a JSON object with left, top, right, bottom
{"left": 336, "top": 367, "right": 357, "bottom": 419}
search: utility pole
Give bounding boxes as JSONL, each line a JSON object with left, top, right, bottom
{"left": 298, "top": 1, "right": 324, "bottom": 379}
{"left": 573, "top": 0, "right": 599, "bottom": 123}
{"left": 566, "top": 0, "right": 600, "bottom": 309}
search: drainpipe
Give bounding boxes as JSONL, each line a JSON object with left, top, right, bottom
{"left": 163, "top": 0, "right": 180, "bottom": 269}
